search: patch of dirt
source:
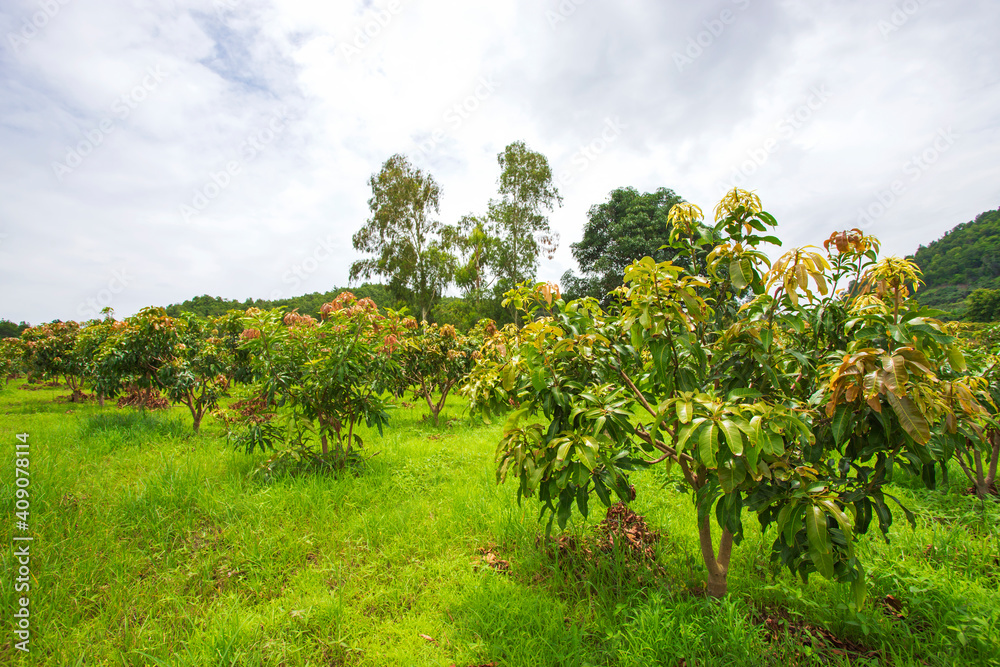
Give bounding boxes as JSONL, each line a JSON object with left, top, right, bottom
{"left": 752, "top": 605, "right": 884, "bottom": 663}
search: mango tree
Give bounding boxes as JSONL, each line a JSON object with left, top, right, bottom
{"left": 937, "top": 323, "right": 999, "bottom": 498}
{"left": 93, "top": 307, "right": 180, "bottom": 409}
{"left": 76, "top": 312, "right": 119, "bottom": 406}
{"left": 236, "top": 293, "right": 398, "bottom": 469}
{"left": 156, "top": 312, "right": 239, "bottom": 433}
{"left": 396, "top": 320, "right": 479, "bottom": 425}
{"left": 19, "top": 321, "right": 88, "bottom": 401}
{"left": 465, "top": 189, "right": 990, "bottom": 600}
{"left": 0, "top": 337, "right": 24, "bottom": 387}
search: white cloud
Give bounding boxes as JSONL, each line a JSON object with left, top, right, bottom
{"left": 1, "top": 0, "right": 999, "bottom": 322}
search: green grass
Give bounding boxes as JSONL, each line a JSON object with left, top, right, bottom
{"left": 1, "top": 380, "right": 998, "bottom": 665}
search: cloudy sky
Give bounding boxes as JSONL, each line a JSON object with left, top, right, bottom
{"left": 1, "top": 0, "right": 998, "bottom": 324}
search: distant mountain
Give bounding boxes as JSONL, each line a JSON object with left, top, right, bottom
{"left": 910, "top": 208, "right": 1000, "bottom": 319}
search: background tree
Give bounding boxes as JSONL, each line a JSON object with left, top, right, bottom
{"left": 0, "top": 319, "right": 30, "bottom": 339}
{"left": 486, "top": 141, "right": 562, "bottom": 313}
{"left": 561, "top": 187, "right": 686, "bottom": 303}
{"left": 351, "top": 154, "right": 455, "bottom": 322}
{"left": 76, "top": 311, "right": 119, "bottom": 406}
{"left": 965, "top": 288, "right": 1000, "bottom": 322}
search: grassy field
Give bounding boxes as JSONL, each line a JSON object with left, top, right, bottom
{"left": 1, "top": 380, "right": 998, "bottom": 666}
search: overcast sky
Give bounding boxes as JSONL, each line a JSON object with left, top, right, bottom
{"left": 2, "top": 0, "right": 998, "bottom": 324}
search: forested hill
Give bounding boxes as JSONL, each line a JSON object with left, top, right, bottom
{"left": 163, "top": 283, "right": 391, "bottom": 319}
{"left": 911, "top": 207, "right": 1000, "bottom": 319}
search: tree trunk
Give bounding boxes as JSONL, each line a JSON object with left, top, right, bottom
{"left": 424, "top": 389, "right": 441, "bottom": 426}
{"left": 987, "top": 430, "right": 999, "bottom": 490}
{"left": 192, "top": 411, "right": 202, "bottom": 433}
{"left": 698, "top": 513, "right": 734, "bottom": 598}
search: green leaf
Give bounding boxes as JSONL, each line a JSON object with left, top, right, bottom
{"left": 946, "top": 345, "right": 967, "bottom": 372}
{"left": 718, "top": 458, "right": 747, "bottom": 493}
{"left": 884, "top": 493, "right": 917, "bottom": 529}
{"left": 698, "top": 423, "right": 718, "bottom": 468}
{"left": 576, "top": 485, "right": 589, "bottom": 519}
{"left": 679, "top": 290, "right": 704, "bottom": 320}
{"left": 675, "top": 423, "right": 696, "bottom": 452}
{"left": 806, "top": 506, "right": 835, "bottom": 579}
{"left": 503, "top": 407, "right": 530, "bottom": 433}
{"left": 557, "top": 490, "right": 573, "bottom": 530}
{"left": 530, "top": 368, "right": 546, "bottom": 393}
{"left": 886, "top": 391, "right": 931, "bottom": 444}
{"left": 730, "top": 258, "right": 748, "bottom": 289}
{"left": 593, "top": 477, "right": 612, "bottom": 507}
{"left": 851, "top": 563, "right": 867, "bottom": 609}
{"left": 817, "top": 499, "right": 853, "bottom": 542}
{"left": 578, "top": 437, "right": 598, "bottom": 470}
{"left": 719, "top": 419, "right": 745, "bottom": 456}
{"left": 727, "top": 387, "right": 763, "bottom": 401}
{"left": 556, "top": 438, "right": 573, "bottom": 464}
{"left": 832, "top": 404, "right": 853, "bottom": 445}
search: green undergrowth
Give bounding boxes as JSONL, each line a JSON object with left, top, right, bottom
{"left": 1, "top": 380, "right": 998, "bottom": 665}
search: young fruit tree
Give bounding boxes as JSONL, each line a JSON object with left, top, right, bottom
{"left": 395, "top": 319, "right": 479, "bottom": 425}
{"left": 0, "top": 336, "right": 24, "bottom": 387}
{"left": 233, "top": 293, "right": 399, "bottom": 470}
{"left": 156, "top": 312, "right": 240, "bottom": 433}
{"left": 19, "top": 321, "right": 88, "bottom": 401}
{"left": 465, "top": 189, "right": 992, "bottom": 601}
{"left": 937, "top": 323, "right": 1000, "bottom": 499}
{"left": 93, "top": 307, "right": 180, "bottom": 409}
